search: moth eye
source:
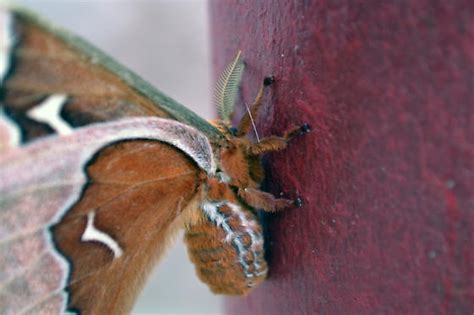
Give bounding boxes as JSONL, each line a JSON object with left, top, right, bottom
{"left": 229, "top": 127, "right": 238, "bottom": 136}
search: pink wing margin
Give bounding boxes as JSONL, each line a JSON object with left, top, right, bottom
{"left": 0, "top": 117, "right": 214, "bottom": 314}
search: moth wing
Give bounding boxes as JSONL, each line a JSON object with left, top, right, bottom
{"left": 0, "top": 118, "right": 209, "bottom": 314}
{"left": 0, "top": 7, "right": 221, "bottom": 143}
{"left": 0, "top": 7, "right": 217, "bottom": 314}
{"left": 0, "top": 107, "right": 21, "bottom": 152}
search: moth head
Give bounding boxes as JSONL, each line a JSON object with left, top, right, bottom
{"left": 211, "top": 51, "right": 268, "bottom": 189}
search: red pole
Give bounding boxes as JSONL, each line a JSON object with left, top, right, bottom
{"left": 210, "top": 1, "right": 474, "bottom": 314}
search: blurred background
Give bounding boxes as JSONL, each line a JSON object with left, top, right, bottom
{"left": 12, "top": 1, "right": 220, "bottom": 314}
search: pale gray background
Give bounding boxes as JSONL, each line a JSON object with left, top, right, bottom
{"left": 12, "top": 0, "right": 221, "bottom": 314}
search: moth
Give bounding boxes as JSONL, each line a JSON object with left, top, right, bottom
{"left": 0, "top": 7, "right": 309, "bottom": 315}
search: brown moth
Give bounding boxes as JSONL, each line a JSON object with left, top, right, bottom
{"left": 0, "top": 7, "right": 309, "bottom": 314}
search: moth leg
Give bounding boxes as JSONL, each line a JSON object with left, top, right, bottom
{"left": 238, "top": 187, "right": 293, "bottom": 212}
{"left": 248, "top": 136, "right": 288, "bottom": 155}
{"left": 248, "top": 124, "right": 311, "bottom": 155}
{"left": 236, "top": 77, "right": 274, "bottom": 137}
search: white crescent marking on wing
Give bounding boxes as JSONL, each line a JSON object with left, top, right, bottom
{"left": 81, "top": 211, "right": 123, "bottom": 258}
{"left": 27, "top": 95, "right": 72, "bottom": 135}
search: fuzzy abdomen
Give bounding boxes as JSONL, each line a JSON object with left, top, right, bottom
{"left": 184, "top": 201, "right": 267, "bottom": 295}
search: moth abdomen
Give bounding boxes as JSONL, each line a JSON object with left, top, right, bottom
{"left": 184, "top": 201, "right": 267, "bottom": 295}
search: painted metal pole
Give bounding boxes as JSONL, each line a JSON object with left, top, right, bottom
{"left": 210, "top": 1, "right": 473, "bottom": 314}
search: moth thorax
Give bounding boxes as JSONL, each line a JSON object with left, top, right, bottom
{"left": 219, "top": 140, "right": 264, "bottom": 187}
{"left": 184, "top": 201, "right": 267, "bottom": 295}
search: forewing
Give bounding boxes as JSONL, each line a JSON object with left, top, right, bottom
{"left": 0, "top": 118, "right": 209, "bottom": 314}
{"left": 0, "top": 7, "right": 221, "bottom": 144}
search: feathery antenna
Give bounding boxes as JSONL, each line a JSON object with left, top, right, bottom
{"left": 214, "top": 51, "right": 244, "bottom": 124}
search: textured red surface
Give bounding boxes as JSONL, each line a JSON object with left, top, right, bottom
{"left": 210, "top": 1, "right": 473, "bottom": 314}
